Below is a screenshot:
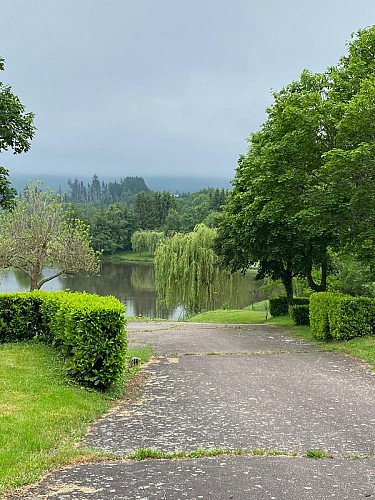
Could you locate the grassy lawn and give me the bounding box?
[188,309,267,324]
[0,342,152,496]
[100,250,154,263]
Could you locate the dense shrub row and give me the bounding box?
[0,291,127,389]
[289,304,310,325]
[310,292,375,341]
[269,297,310,317]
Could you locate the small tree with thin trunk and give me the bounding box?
[0,183,100,290]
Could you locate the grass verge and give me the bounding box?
[0,342,153,496]
[127,447,299,461]
[100,250,154,263]
[269,315,375,369]
[188,309,266,324]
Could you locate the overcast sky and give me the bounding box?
[1,0,374,181]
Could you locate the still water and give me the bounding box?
[0,262,266,319]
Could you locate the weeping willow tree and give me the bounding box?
[154,224,241,313]
[131,230,164,255]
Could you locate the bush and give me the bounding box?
[269,297,288,316]
[310,292,375,342]
[269,296,310,317]
[0,293,44,342]
[0,291,127,390]
[290,304,310,325]
[329,295,375,341]
[292,297,310,306]
[310,292,340,341]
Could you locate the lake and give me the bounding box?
[0,262,268,319]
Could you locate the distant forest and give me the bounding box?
[67,175,150,204]
[64,174,229,255]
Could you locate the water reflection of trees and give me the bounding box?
[11,268,31,289]
[2,262,271,319]
[130,264,155,291]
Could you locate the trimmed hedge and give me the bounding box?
[269,297,288,316]
[309,292,337,341]
[0,291,127,390]
[269,296,310,317]
[329,295,375,341]
[0,292,45,342]
[290,304,310,325]
[310,292,375,341]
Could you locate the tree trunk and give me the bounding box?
[306,244,328,292]
[281,268,294,305]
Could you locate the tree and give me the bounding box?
[155,224,241,313]
[0,57,35,208]
[0,184,100,290]
[217,27,375,300]
[91,203,137,254]
[131,230,164,255]
[134,191,177,230]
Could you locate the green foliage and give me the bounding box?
[310,292,375,341]
[309,292,339,341]
[0,57,35,209]
[188,309,266,324]
[269,297,310,319]
[0,342,109,494]
[67,175,150,204]
[292,298,310,305]
[134,191,177,230]
[0,183,100,290]
[176,188,228,232]
[0,293,44,342]
[290,304,310,326]
[269,297,289,317]
[0,57,36,155]
[328,296,375,341]
[91,203,138,254]
[155,224,242,313]
[329,253,375,297]
[131,230,164,254]
[217,27,375,298]
[306,449,330,459]
[0,291,127,389]
[0,166,17,211]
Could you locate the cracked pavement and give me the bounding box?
[6,321,375,499]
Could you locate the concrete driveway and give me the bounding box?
[6,321,375,499]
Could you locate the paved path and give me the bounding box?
[6,321,375,499]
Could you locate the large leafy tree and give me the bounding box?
[155,224,241,313]
[91,203,138,253]
[0,57,35,208]
[217,26,375,299]
[0,184,100,290]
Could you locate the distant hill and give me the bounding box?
[144,176,231,194]
[9,174,72,194]
[9,173,232,195]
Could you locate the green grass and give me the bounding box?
[328,335,375,369]
[101,250,154,263]
[188,309,267,324]
[0,342,153,496]
[243,299,269,311]
[127,447,298,461]
[305,449,331,459]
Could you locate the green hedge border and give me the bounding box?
[310,292,375,341]
[0,291,127,390]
